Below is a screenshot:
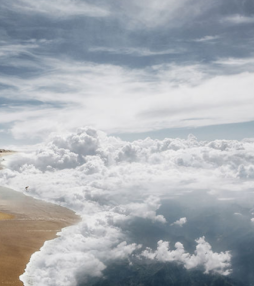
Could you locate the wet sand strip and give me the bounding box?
[0,186,80,286]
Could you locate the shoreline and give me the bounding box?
[0,152,81,286]
[0,186,80,286]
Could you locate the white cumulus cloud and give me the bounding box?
[141,237,231,275]
[171,217,187,227]
[1,127,253,284]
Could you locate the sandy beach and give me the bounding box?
[0,164,80,285]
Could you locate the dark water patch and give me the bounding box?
[79,261,244,286]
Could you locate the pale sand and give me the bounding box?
[0,211,15,220]
[0,186,80,285]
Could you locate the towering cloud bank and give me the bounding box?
[1,127,253,285]
[141,237,231,275]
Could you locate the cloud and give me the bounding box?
[109,0,211,30]
[0,0,253,281]
[141,237,231,275]
[0,41,39,59]
[89,47,184,57]
[0,39,59,70]
[20,221,141,286]
[113,196,167,224]
[1,127,254,284]
[223,14,254,25]
[214,57,254,67]
[1,55,254,140]
[193,36,220,42]
[171,217,187,226]
[2,0,109,18]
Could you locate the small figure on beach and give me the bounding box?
[25,186,29,191]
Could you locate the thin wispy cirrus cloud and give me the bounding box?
[0,41,38,59]
[223,14,254,25]
[89,47,184,57]
[1,55,254,141]
[193,35,220,42]
[0,0,253,144]
[2,0,110,18]
[109,0,212,29]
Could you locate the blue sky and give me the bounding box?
[0,0,254,145]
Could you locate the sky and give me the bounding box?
[0,0,254,146]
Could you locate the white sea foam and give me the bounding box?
[1,127,254,285]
